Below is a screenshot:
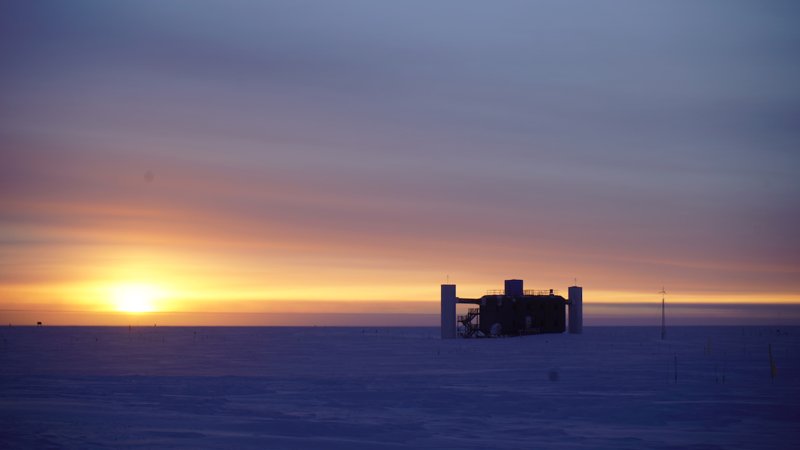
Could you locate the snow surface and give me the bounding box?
[1,326,798,449]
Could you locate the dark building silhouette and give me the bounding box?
[441,279,582,338]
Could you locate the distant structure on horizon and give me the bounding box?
[441,279,583,339]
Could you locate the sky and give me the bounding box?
[1,1,799,325]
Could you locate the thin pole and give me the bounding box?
[674,354,678,383]
[660,287,667,340]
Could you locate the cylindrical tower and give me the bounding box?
[568,286,583,334]
[441,284,457,339]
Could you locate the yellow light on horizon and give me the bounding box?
[110,283,162,313]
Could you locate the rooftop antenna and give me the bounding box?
[446,274,450,284]
[660,287,667,340]
[574,277,577,286]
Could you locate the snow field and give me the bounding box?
[1,326,798,449]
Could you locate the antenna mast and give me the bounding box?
[660,287,667,340]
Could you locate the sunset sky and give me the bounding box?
[2,1,799,325]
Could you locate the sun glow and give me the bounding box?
[110,283,162,313]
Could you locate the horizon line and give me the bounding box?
[4,302,800,314]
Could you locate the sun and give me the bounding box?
[110,283,161,313]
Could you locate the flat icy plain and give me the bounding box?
[1,326,798,449]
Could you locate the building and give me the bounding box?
[441,279,583,338]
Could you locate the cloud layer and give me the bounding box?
[2,1,799,320]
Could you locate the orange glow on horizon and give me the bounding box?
[1,178,798,324]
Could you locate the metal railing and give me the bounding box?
[524,289,560,296]
[484,289,560,296]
